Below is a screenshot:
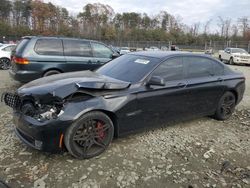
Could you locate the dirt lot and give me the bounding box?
[0,65,250,188]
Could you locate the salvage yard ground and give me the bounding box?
[0,64,250,188]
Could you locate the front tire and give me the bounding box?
[229,57,234,65]
[214,91,236,120]
[64,111,114,159]
[219,55,222,62]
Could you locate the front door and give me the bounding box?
[91,42,113,67]
[135,57,189,129]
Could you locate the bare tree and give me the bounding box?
[238,17,249,37]
[190,22,200,36]
[203,19,212,34]
[217,16,225,37]
[231,24,239,37]
[224,19,231,39]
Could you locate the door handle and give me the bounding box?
[177,82,186,87]
[217,78,223,82]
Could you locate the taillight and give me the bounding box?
[13,56,29,64]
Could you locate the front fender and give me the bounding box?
[59,95,130,122]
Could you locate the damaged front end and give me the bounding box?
[2,92,64,122]
[1,71,130,152]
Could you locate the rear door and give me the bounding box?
[63,39,97,71]
[91,42,113,67]
[183,56,225,115]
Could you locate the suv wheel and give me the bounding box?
[43,70,61,77]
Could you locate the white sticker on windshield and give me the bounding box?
[134,59,150,64]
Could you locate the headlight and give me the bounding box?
[21,99,64,121]
[234,55,240,58]
[37,107,64,121]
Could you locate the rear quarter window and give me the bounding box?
[34,39,63,56]
[14,38,30,54]
[184,56,224,78]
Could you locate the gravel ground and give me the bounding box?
[0,65,250,188]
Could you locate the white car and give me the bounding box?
[0,44,16,69]
[218,48,250,65]
[146,46,160,51]
[119,47,130,55]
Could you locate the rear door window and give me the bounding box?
[91,43,113,58]
[34,39,63,56]
[184,57,214,78]
[63,40,92,57]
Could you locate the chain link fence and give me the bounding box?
[102,40,250,53]
[1,35,250,53]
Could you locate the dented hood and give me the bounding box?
[18,71,130,98]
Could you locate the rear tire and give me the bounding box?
[214,91,236,120]
[0,58,11,70]
[64,111,114,159]
[43,70,61,77]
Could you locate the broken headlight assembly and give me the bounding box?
[21,98,64,122]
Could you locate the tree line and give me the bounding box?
[0,0,250,44]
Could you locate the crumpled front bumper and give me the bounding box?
[13,111,72,153]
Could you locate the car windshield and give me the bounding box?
[96,54,160,83]
[232,48,248,53]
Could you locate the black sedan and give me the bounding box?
[2,51,245,159]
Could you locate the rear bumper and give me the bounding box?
[13,111,72,153]
[9,69,42,83]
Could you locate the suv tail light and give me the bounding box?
[13,56,29,65]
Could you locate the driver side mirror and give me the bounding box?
[111,53,120,59]
[147,76,165,86]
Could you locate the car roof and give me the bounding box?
[22,36,100,43]
[129,51,199,59]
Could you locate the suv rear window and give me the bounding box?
[34,39,63,56]
[14,38,30,54]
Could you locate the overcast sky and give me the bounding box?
[44,0,250,30]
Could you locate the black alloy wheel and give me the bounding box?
[214,91,236,120]
[0,58,11,70]
[64,111,114,159]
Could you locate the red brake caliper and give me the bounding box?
[96,121,105,140]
